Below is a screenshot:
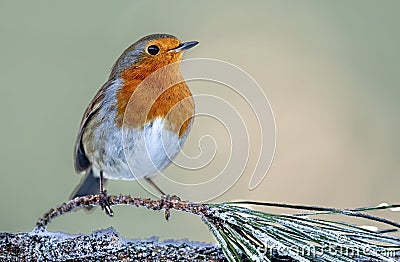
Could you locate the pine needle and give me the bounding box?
[204,202,400,261]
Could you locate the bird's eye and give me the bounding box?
[147,45,160,55]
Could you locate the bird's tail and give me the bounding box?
[70,169,101,200]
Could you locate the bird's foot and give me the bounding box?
[160,194,181,221]
[99,190,113,217]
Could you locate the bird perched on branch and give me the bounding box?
[71,34,198,216]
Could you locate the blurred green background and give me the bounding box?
[0,1,399,243]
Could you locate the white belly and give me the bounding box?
[91,117,189,180]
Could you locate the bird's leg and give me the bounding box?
[99,171,113,217]
[145,177,166,196]
[144,177,181,200]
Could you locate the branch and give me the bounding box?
[34,195,210,230]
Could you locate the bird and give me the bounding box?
[70,34,198,216]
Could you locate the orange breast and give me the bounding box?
[116,63,194,137]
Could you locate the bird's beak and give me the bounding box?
[170,41,199,52]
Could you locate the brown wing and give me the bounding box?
[74,82,108,173]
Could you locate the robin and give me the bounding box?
[71,34,198,216]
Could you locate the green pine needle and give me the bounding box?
[202,202,400,262]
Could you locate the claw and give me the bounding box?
[99,190,113,217]
[161,194,181,221]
